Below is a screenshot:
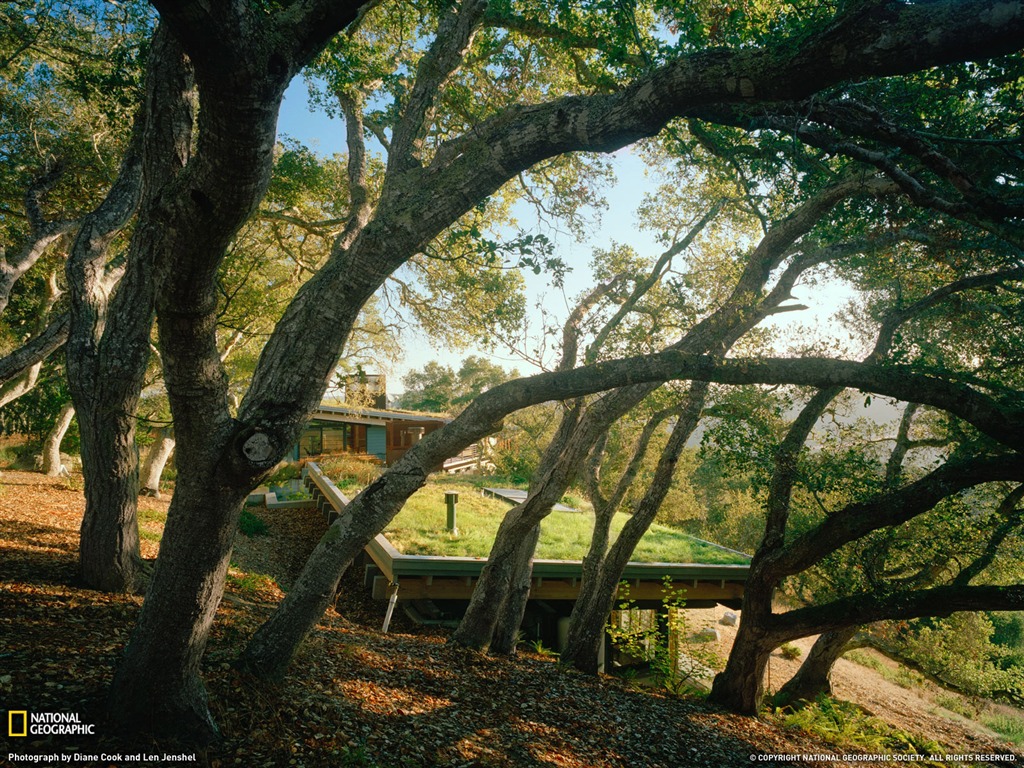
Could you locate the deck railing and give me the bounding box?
[303,461,351,523]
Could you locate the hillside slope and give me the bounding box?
[1,471,1019,767]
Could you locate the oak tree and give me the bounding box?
[24,0,1023,742]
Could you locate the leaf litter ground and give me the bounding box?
[0,470,1018,767]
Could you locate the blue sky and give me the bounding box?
[276,80,857,396]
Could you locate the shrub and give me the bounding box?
[981,711,1024,744]
[225,569,277,596]
[899,613,1021,700]
[779,643,802,661]
[267,461,301,485]
[238,509,269,537]
[779,696,943,757]
[607,576,720,696]
[317,453,382,489]
[560,492,583,509]
[490,436,538,485]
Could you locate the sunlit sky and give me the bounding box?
[276,80,860,397]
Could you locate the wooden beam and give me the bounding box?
[370,574,745,602]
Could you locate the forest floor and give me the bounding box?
[1,469,1021,768]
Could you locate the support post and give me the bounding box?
[382,582,400,633]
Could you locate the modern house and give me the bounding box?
[295,402,450,465]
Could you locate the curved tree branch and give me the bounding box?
[771,453,1024,578]
[387,0,488,172]
[953,484,1024,586]
[769,583,1024,641]
[0,164,77,314]
[0,312,69,388]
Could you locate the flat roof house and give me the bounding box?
[295,403,450,465]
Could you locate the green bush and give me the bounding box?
[238,509,269,537]
[0,442,38,470]
[779,696,942,757]
[267,461,301,485]
[607,577,720,696]
[900,613,1022,701]
[560,493,583,509]
[982,711,1024,744]
[225,569,277,596]
[990,612,1024,653]
[490,436,538,485]
[780,643,802,661]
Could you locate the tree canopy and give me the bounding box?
[1,0,1023,747]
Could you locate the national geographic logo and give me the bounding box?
[8,710,27,737]
[6,711,95,736]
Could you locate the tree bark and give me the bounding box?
[41,402,75,476]
[460,276,634,655]
[98,0,1024,740]
[75,414,144,591]
[0,164,76,314]
[140,427,175,498]
[489,522,541,655]
[709,623,781,714]
[562,384,707,672]
[0,362,43,409]
[450,392,632,649]
[774,627,861,706]
[0,276,68,408]
[108,481,249,741]
[560,587,611,675]
[0,313,69,391]
[68,27,192,594]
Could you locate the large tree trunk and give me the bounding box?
[451,417,581,652]
[68,27,192,594]
[451,386,653,650]
[563,384,707,673]
[561,571,619,674]
[140,427,175,498]
[108,476,249,742]
[74,397,145,591]
[41,402,75,476]
[774,626,861,706]
[449,501,544,649]
[708,621,781,714]
[489,522,540,655]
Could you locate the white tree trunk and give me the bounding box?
[140,428,175,498]
[41,402,76,476]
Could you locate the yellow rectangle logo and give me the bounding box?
[8,710,28,737]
